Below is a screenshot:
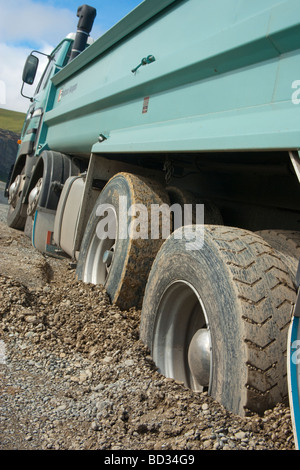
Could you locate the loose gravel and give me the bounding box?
[0,202,296,451]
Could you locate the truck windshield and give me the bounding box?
[34,41,72,96]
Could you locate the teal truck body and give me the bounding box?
[5,0,300,437]
[45,0,300,155]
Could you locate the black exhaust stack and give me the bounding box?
[69,4,97,62]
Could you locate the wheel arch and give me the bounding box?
[7,153,29,189]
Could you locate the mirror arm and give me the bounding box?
[31,50,50,59]
[20,82,34,101]
[21,50,51,100]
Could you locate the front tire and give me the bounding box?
[140,225,296,416]
[7,169,27,229]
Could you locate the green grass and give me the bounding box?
[0,108,26,134]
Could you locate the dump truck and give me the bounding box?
[4,0,300,432]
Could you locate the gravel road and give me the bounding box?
[0,200,296,452]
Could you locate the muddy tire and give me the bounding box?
[76,172,170,310]
[256,230,300,282]
[7,170,27,230]
[140,225,296,416]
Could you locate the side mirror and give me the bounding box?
[22,54,39,85]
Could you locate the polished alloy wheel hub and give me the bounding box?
[27,178,43,216]
[188,328,211,387]
[8,175,22,206]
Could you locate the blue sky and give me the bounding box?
[0,0,142,112]
[49,0,143,33]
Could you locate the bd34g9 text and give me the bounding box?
[103,453,195,467]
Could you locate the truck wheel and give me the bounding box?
[76,172,170,310]
[256,230,300,282]
[7,169,27,229]
[140,225,296,416]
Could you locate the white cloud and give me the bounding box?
[0,0,75,46]
[0,0,78,112]
[0,43,31,112]
[0,0,104,112]
[0,42,53,112]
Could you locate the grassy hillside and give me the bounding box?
[0,107,25,183]
[0,108,26,134]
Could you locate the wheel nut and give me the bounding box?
[103,250,113,267]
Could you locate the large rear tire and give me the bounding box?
[76,172,170,310]
[256,230,300,282]
[140,225,296,416]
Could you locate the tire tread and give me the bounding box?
[208,226,295,412]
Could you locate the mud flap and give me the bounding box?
[288,261,300,450]
[32,207,58,256]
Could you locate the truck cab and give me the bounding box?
[5,37,74,229]
[21,38,74,156]
[6,5,96,230]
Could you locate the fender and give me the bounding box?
[26,150,83,255]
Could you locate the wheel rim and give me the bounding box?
[8,174,25,208]
[83,207,117,285]
[153,280,212,392]
[27,178,43,216]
